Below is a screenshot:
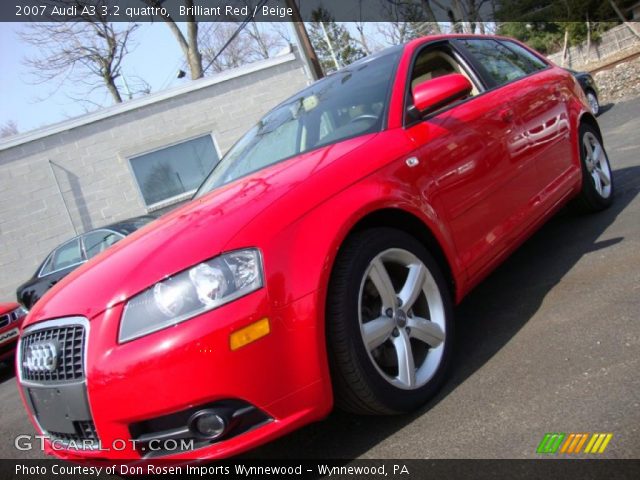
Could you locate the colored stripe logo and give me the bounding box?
[537,433,613,454]
[537,433,565,454]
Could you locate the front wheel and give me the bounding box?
[574,123,614,212]
[326,228,454,415]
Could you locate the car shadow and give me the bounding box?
[598,103,615,116]
[241,164,640,460]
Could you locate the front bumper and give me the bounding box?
[17,289,332,461]
[0,326,21,362]
[0,338,19,362]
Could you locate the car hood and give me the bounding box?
[25,134,378,326]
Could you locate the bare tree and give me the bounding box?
[145,0,290,79]
[372,0,440,48]
[377,20,437,46]
[376,22,415,46]
[20,14,141,104]
[144,0,203,79]
[198,22,290,75]
[428,0,490,33]
[244,22,289,59]
[270,22,293,45]
[0,121,19,139]
[352,0,376,54]
[462,0,491,33]
[353,22,375,55]
[419,1,442,33]
[199,23,252,73]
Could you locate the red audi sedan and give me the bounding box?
[17,35,613,461]
[0,302,27,364]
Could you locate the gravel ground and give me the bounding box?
[595,57,640,103]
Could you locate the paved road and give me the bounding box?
[1,99,639,460]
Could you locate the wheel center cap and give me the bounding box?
[395,310,407,328]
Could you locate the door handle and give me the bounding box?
[499,108,514,123]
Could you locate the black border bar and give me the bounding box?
[2,0,640,23]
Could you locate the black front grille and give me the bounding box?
[21,325,85,383]
[0,314,9,328]
[48,421,98,446]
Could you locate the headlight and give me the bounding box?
[119,249,263,343]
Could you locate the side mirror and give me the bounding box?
[413,73,473,115]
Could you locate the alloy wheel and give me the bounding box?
[358,248,446,390]
[587,92,599,115]
[583,131,612,199]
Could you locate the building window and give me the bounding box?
[130,135,220,208]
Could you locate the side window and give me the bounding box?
[318,112,335,142]
[83,230,124,260]
[50,239,84,272]
[412,50,456,88]
[500,40,548,72]
[39,255,54,276]
[317,102,384,145]
[459,39,541,86]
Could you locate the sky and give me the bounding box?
[0,21,418,136]
[0,22,189,133]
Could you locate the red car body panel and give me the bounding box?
[17,35,597,461]
[0,302,26,363]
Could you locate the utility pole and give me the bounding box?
[285,0,324,79]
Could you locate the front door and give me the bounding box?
[403,42,540,280]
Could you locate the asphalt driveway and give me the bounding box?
[1,98,639,460]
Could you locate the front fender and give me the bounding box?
[225,160,461,327]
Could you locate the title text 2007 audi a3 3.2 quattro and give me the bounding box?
[17,35,613,461]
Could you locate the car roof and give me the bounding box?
[100,215,157,235]
[32,215,157,278]
[288,33,530,100]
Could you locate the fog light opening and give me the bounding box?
[188,409,228,440]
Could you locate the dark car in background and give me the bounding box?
[0,302,27,365]
[16,216,156,309]
[567,68,600,115]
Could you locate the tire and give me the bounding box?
[326,228,454,415]
[574,123,614,212]
[586,90,600,116]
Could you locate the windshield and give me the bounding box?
[195,46,402,197]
